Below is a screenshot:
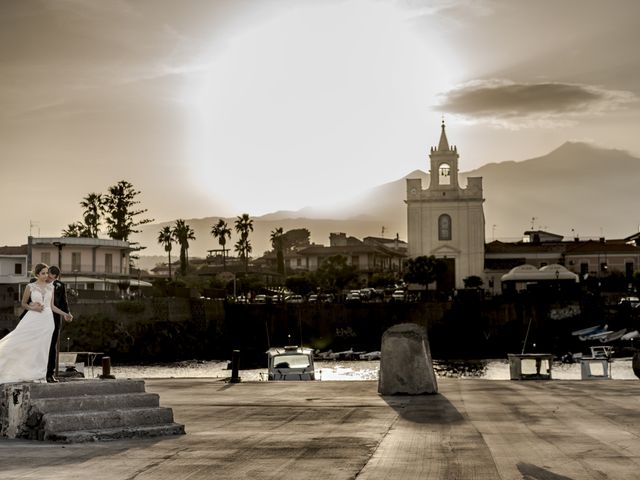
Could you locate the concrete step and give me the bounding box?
[2,380,185,442]
[32,392,160,414]
[27,379,146,399]
[45,422,186,443]
[42,407,175,434]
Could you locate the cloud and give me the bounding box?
[436,79,637,128]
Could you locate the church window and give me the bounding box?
[438,214,452,241]
[439,164,451,185]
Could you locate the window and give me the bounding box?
[580,263,589,276]
[14,263,22,275]
[105,253,113,274]
[600,262,608,273]
[41,252,51,264]
[296,258,301,267]
[351,256,360,268]
[438,214,452,241]
[626,262,634,279]
[71,252,81,272]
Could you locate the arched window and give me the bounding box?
[438,163,451,185]
[438,214,452,241]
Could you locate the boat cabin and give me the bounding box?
[267,346,315,381]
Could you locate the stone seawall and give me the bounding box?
[2,296,593,364]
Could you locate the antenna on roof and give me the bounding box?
[381,226,386,238]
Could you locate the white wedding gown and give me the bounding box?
[0,283,55,384]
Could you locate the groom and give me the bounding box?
[46,266,72,383]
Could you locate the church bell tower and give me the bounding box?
[406,122,485,289]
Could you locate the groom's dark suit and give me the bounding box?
[48,279,69,379]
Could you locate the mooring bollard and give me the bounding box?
[230,350,241,383]
[100,356,116,379]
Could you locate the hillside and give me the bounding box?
[134,142,640,262]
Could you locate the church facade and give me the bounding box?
[406,122,485,289]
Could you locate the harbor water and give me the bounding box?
[111,358,639,381]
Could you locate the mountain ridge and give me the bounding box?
[134,141,640,266]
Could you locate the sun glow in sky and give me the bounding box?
[189,1,457,214]
[1,0,639,246]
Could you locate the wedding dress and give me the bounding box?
[0,283,55,384]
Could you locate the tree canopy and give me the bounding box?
[103,180,154,242]
[403,256,446,286]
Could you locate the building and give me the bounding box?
[484,230,640,295]
[0,237,151,301]
[0,245,28,307]
[256,233,406,276]
[406,122,485,289]
[296,233,405,274]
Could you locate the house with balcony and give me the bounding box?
[0,236,150,300]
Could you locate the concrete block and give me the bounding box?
[378,323,438,395]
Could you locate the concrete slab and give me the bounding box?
[0,378,639,479]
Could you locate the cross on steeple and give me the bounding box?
[438,119,449,151]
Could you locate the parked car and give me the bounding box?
[345,290,361,303]
[286,294,304,303]
[391,289,406,302]
[308,294,319,303]
[254,294,268,304]
[319,293,335,303]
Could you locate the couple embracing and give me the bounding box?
[0,264,73,384]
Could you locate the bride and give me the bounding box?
[0,263,73,384]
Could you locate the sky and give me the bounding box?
[1,0,639,246]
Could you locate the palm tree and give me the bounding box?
[234,237,253,273]
[80,192,103,238]
[157,225,174,279]
[211,219,232,270]
[173,219,196,276]
[270,227,285,275]
[234,213,254,272]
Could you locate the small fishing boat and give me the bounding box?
[267,346,315,381]
[571,325,602,337]
[599,329,627,343]
[359,351,381,360]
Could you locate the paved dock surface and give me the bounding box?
[1,378,639,479]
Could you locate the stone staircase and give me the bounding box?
[0,379,185,442]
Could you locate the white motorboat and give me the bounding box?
[267,346,315,381]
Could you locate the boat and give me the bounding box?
[359,351,381,360]
[599,329,627,343]
[621,330,640,341]
[571,325,602,337]
[267,346,315,381]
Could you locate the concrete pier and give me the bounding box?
[1,378,639,479]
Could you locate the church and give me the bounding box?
[406,122,486,289]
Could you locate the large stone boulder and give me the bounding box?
[378,323,438,395]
